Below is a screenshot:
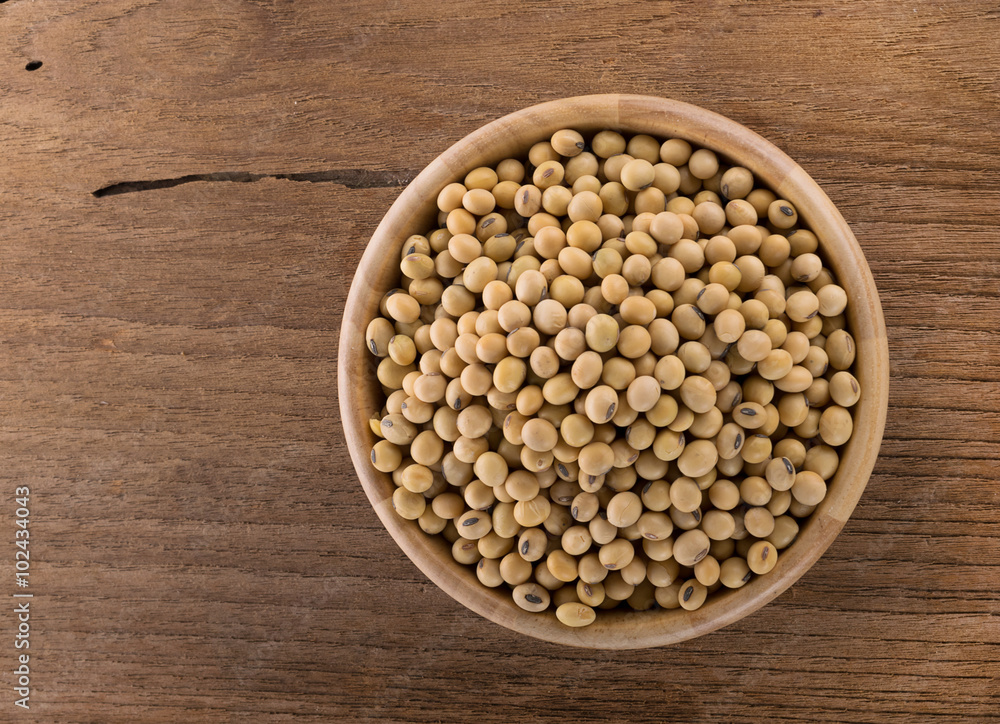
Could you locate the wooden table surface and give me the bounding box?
[1,1,998,721]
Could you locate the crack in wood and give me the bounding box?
[92,169,413,197]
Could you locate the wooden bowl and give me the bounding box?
[338,94,889,649]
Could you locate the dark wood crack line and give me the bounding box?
[92,169,414,197]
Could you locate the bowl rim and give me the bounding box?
[338,94,889,649]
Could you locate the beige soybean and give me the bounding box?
[551,128,585,156]
[767,489,793,517]
[633,511,672,541]
[774,366,814,393]
[667,476,700,514]
[392,487,425,520]
[546,550,580,583]
[736,329,772,362]
[677,438,719,477]
[743,188,775,218]
[768,516,800,550]
[740,434,772,464]
[732,401,767,429]
[598,538,635,572]
[560,524,593,556]
[513,495,552,528]
[678,375,716,414]
[719,557,752,589]
[677,579,708,611]
[819,405,854,446]
[689,407,723,439]
[720,166,754,199]
[826,329,857,369]
[786,290,820,323]
[570,491,600,523]
[694,554,721,587]
[626,134,661,163]
[370,440,402,473]
[380,414,418,445]
[577,553,609,586]
[366,318,396,357]
[577,441,615,477]
[584,385,619,424]
[457,509,493,540]
[768,199,798,229]
[626,375,661,412]
[712,308,745,344]
[535,561,567,591]
[606,491,643,528]
[792,470,828,506]
[766,457,797,491]
[585,314,620,353]
[746,540,778,574]
[688,148,719,179]
[673,529,710,567]
[744,507,776,538]
[410,430,443,465]
[818,284,848,316]
[555,602,597,627]
[805,445,840,481]
[829,371,861,407]
[620,158,656,191]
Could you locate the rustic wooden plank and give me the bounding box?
[4,180,997,723]
[1,0,998,194]
[0,0,998,720]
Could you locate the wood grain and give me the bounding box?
[0,0,997,721]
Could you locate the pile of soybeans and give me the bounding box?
[365,128,859,627]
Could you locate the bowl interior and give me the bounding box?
[338,94,889,649]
